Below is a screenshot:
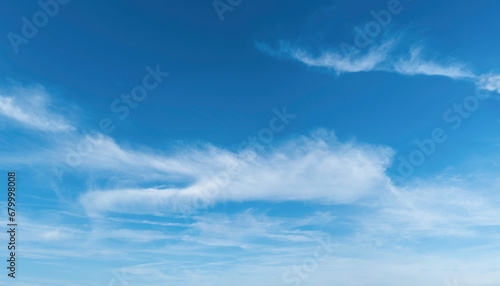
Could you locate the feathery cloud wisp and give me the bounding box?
[79,130,394,215]
[0,84,75,132]
[394,47,474,79]
[258,40,477,80]
[256,40,394,74]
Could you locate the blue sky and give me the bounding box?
[1,0,500,285]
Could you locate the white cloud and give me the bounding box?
[258,40,478,81]
[181,210,333,248]
[79,130,394,215]
[257,40,394,74]
[394,47,474,79]
[477,73,500,93]
[0,84,75,132]
[359,182,500,242]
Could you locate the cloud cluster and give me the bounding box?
[477,73,500,93]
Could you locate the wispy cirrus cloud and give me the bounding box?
[0,84,75,132]
[256,40,394,74]
[79,130,394,215]
[258,39,477,80]
[393,46,475,79]
[256,38,500,98]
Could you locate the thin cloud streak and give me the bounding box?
[0,84,75,132]
[394,47,474,79]
[257,39,500,90]
[256,40,394,74]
